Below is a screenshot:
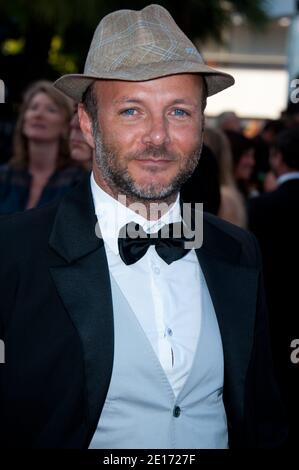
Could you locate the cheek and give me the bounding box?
[23,112,32,127]
[243,157,253,169]
[102,127,140,155]
[171,127,202,154]
[52,115,66,127]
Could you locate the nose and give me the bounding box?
[142,114,170,147]
[30,106,47,119]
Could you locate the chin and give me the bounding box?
[132,170,176,186]
[26,133,54,141]
[130,180,176,199]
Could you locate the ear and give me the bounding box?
[78,104,95,149]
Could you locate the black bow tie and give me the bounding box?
[118,221,192,265]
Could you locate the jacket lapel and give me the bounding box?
[48,176,114,445]
[196,216,259,423]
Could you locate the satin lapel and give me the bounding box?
[48,176,114,445]
[195,218,259,421]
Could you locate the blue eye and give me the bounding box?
[122,108,137,116]
[173,109,188,116]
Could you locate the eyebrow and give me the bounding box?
[112,97,143,105]
[112,97,197,106]
[171,98,196,106]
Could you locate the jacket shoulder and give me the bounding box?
[0,201,59,255]
[202,212,261,269]
[0,203,60,335]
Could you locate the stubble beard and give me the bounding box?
[93,121,202,204]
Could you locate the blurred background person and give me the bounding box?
[248,128,299,447]
[225,130,256,200]
[0,80,84,214]
[263,170,279,193]
[252,119,286,193]
[204,127,247,228]
[216,111,242,133]
[69,104,93,171]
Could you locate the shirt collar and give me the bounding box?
[90,172,182,255]
[277,172,299,186]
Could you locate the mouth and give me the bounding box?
[71,140,86,147]
[30,123,48,130]
[134,159,175,170]
[135,156,175,163]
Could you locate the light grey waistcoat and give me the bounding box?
[89,271,228,449]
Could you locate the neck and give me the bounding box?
[93,168,177,221]
[28,140,59,175]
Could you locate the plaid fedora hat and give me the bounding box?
[54,4,234,101]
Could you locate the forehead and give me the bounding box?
[94,74,204,104]
[28,91,56,106]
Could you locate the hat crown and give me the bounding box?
[53,4,234,101]
[84,4,203,76]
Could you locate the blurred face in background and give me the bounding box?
[23,92,68,142]
[219,112,242,133]
[234,148,255,181]
[69,110,93,169]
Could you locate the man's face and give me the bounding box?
[80,74,204,202]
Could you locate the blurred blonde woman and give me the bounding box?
[0,80,84,214]
[204,127,247,228]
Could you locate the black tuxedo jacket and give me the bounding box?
[248,179,299,360]
[249,179,299,336]
[0,176,287,448]
[249,179,299,446]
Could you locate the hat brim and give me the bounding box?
[54,62,234,102]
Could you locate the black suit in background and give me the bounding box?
[249,179,299,447]
[0,176,287,448]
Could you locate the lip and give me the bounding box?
[29,123,48,129]
[135,158,174,166]
[70,139,86,146]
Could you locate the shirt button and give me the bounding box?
[154,266,160,275]
[173,406,181,418]
[167,328,173,336]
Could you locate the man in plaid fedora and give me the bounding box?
[0,5,287,449]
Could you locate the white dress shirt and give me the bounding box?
[90,173,202,396]
[277,171,299,186]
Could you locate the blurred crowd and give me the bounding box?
[0,80,92,214]
[0,79,298,446]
